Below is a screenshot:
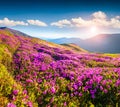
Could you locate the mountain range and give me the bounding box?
[1,27,120,53]
[0,27,86,53]
[47,34,120,53]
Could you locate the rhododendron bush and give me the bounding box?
[0,29,120,107]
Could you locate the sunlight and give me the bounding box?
[90,26,97,34]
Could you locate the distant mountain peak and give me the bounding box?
[0,27,8,29]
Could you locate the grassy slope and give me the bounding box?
[0,28,120,107]
[61,43,88,53]
[0,28,87,107]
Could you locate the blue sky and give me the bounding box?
[0,0,120,39]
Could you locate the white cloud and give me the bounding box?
[92,11,107,19]
[110,18,120,28]
[1,12,120,29]
[0,18,28,26]
[51,11,120,29]
[51,19,71,28]
[0,18,48,27]
[27,20,47,27]
[71,17,92,27]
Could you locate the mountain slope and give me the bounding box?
[0,27,31,37]
[61,43,88,52]
[83,34,120,53]
[0,27,120,107]
[0,27,87,53]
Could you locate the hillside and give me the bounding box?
[61,43,88,52]
[0,28,120,107]
[47,34,120,53]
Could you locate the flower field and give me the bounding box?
[0,28,120,107]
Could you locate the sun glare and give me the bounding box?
[90,26,97,33]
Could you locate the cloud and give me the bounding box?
[0,18,48,27]
[51,19,71,28]
[0,18,28,26]
[92,11,107,19]
[51,11,120,29]
[27,20,47,27]
[71,17,92,27]
[110,18,120,28]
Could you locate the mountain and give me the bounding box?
[0,27,87,53]
[47,37,83,45]
[0,27,87,107]
[83,34,120,53]
[47,34,120,53]
[0,27,120,107]
[0,27,31,37]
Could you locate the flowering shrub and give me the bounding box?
[0,29,120,106]
[7,103,16,107]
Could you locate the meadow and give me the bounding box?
[0,29,120,107]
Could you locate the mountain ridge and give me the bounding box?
[0,27,87,53]
[0,27,31,37]
[47,33,120,53]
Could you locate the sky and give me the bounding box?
[0,0,120,39]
